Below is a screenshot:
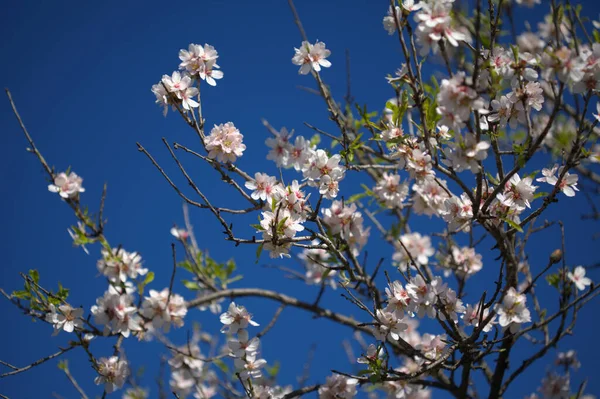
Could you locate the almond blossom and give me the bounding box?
[292,41,331,75]
[462,303,495,332]
[567,266,592,291]
[97,247,147,283]
[45,304,83,335]
[94,356,129,393]
[91,285,142,337]
[536,164,579,197]
[219,302,259,333]
[48,172,85,199]
[496,287,531,332]
[497,173,537,211]
[140,288,187,332]
[393,232,434,270]
[161,71,199,110]
[245,173,282,202]
[205,122,246,163]
[374,173,409,208]
[318,375,358,399]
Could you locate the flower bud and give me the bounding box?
[549,249,563,265]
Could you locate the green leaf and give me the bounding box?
[29,269,40,284]
[266,361,280,377]
[182,280,200,291]
[143,272,155,285]
[255,243,264,264]
[309,134,321,148]
[501,217,523,233]
[546,273,560,289]
[213,358,229,373]
[12,290,31,300]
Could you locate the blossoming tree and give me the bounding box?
[3,0,600,398]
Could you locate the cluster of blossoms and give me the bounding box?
[265,127,346,200]
[441,246,483,277]
[373,172,409,208]
[413,0,469,55]
[97,247,147,283]
[169,332,218,398]
[412,177,451,216]
[536,164,580,197]
[437,72,485,131]
[94,356,129,394]
[220,302,266,379]
[525,350,596,399]
[48,171,85,199]
[318,374,358,399]
[250,175,311,258]
[91,285,142,337]
[151,43,221,115]
[393,232,434,271]
[179,43,223,86]
[92,246,187,339]
[152,43,245,165]
[205,122,246,163]
[140,288,188,333]
[322,200,371,255]
[298,242,338,289]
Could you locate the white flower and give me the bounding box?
[199,59,224,86]
[170,227,189,240]
[45,304,83,335]
[161,71,199,110]
[556,350,580,370]
[140,288,187,332]
[567,266,591,291]
[97,248,147,283]
[462,303,494,332]
[318,375,358,399]
[393,232,434,270]
[123,387,149,399]
[234,352,267,379]
[91,286,142,337]
[94,356,129,393]
[357,344,380,364]
[497,173,537,211]
[48,172,85,199]
[265,127,294,167]
[179,43,219,74]
[375,309,408,341]
[385,280,414,317]
[412,177,451,217]
[299,243,337,289]
[446,246,483,277]
[495,287,531,332]
[538,373,570,399]
[374,173,409,208]
[245,173,281,202]
[228,329,260,358]
[536,164,579,197]
[292,41,331,75]
[206,122,246,163]
[441,193,473,232]
[406,275,440,319]
[444,133,490,173]
[439,288,466,323]
[151,82,171,116]
[219,302,259,333]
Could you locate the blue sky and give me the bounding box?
[1,0,599,398]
